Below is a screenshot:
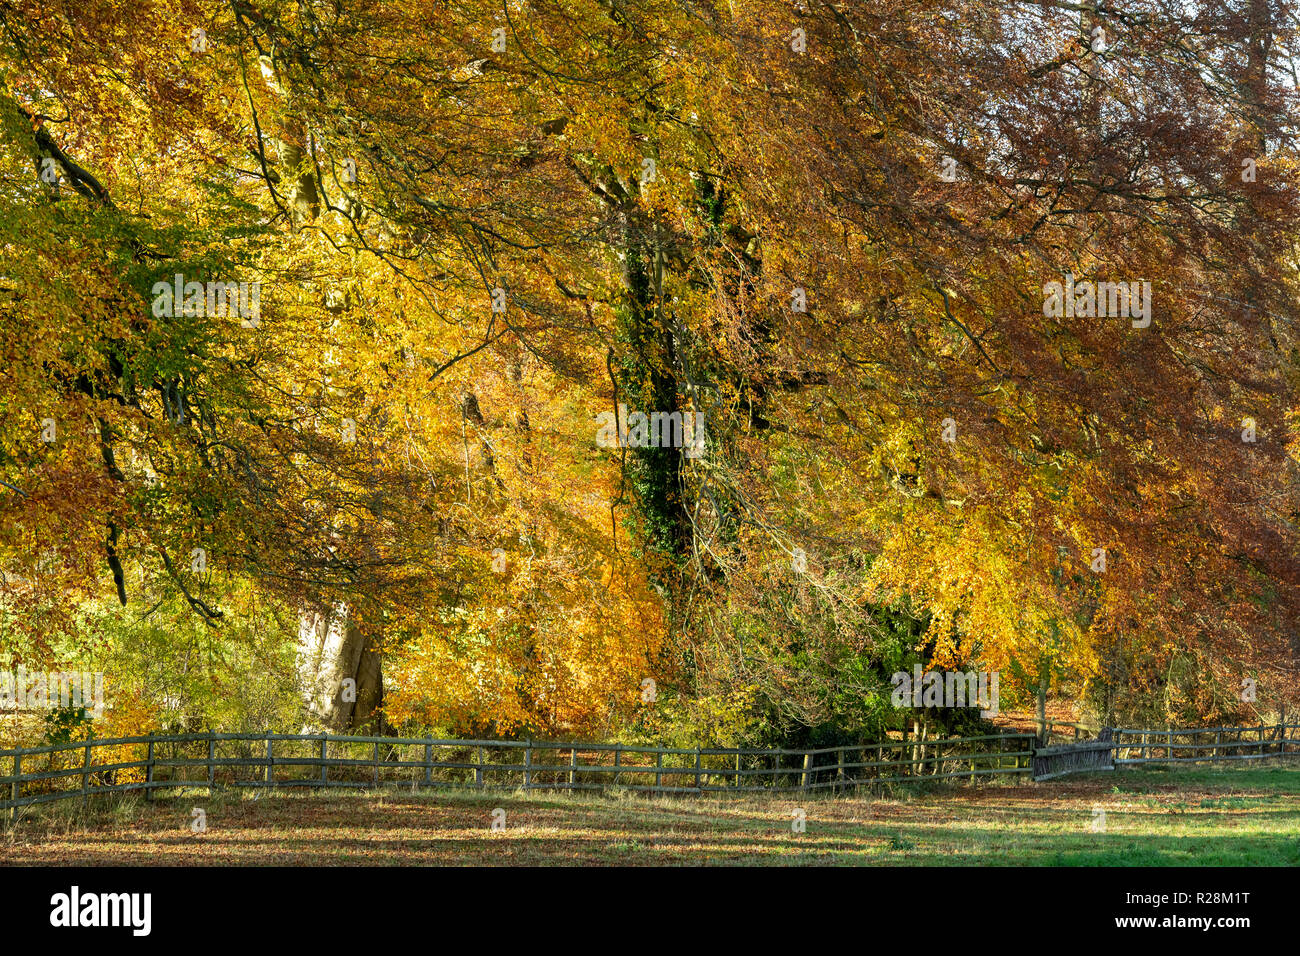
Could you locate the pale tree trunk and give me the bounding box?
[254,55,321,231]
[1036,667,1049,745]
[297,604,383,732]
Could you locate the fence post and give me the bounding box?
[654,750,663,791]
[208,735,217,792]
[837,749,845,792]
[423,742,432,788]
[735,751,742,789]
[475,746,484,787]
[82,738,93,808]
[693,748,701,791]
[145,733,155,801]
[524,740,532,790]
[1258,724,1265,758]
[264,735,273,788]
[801,752,812,791]
[1168,728,1174,760]
[10,754,21,823]
[1215,730,1222,761]
[613,745,621,786]
[319,736,328,787]
[569,748,577,790]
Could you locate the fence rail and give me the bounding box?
[0,730,1035,819]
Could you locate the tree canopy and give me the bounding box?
[2,0,1298,745]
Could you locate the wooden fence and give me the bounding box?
[4,723,1296,821]
[1032,729,1115,781]
[1113,723,1299,765]
[1030,723,1299,779]
[0,730,1036,819]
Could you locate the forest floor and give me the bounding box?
[3,762,1298,866]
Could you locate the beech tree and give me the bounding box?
[1,0,1296,744]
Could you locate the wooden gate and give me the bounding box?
[1032,728,1115,781]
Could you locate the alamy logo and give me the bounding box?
[50,886,151,936]
[595,405,705,458]
[891,666,999,717]
[1042,273,1151,328]
[151,274,261,326]
[0,667,103,718]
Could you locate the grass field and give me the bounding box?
[3,762,1298,866]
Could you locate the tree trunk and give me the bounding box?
[1036,668,1049,744]
[297,605,383,732]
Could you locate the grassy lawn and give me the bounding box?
[3,762,1298,866]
